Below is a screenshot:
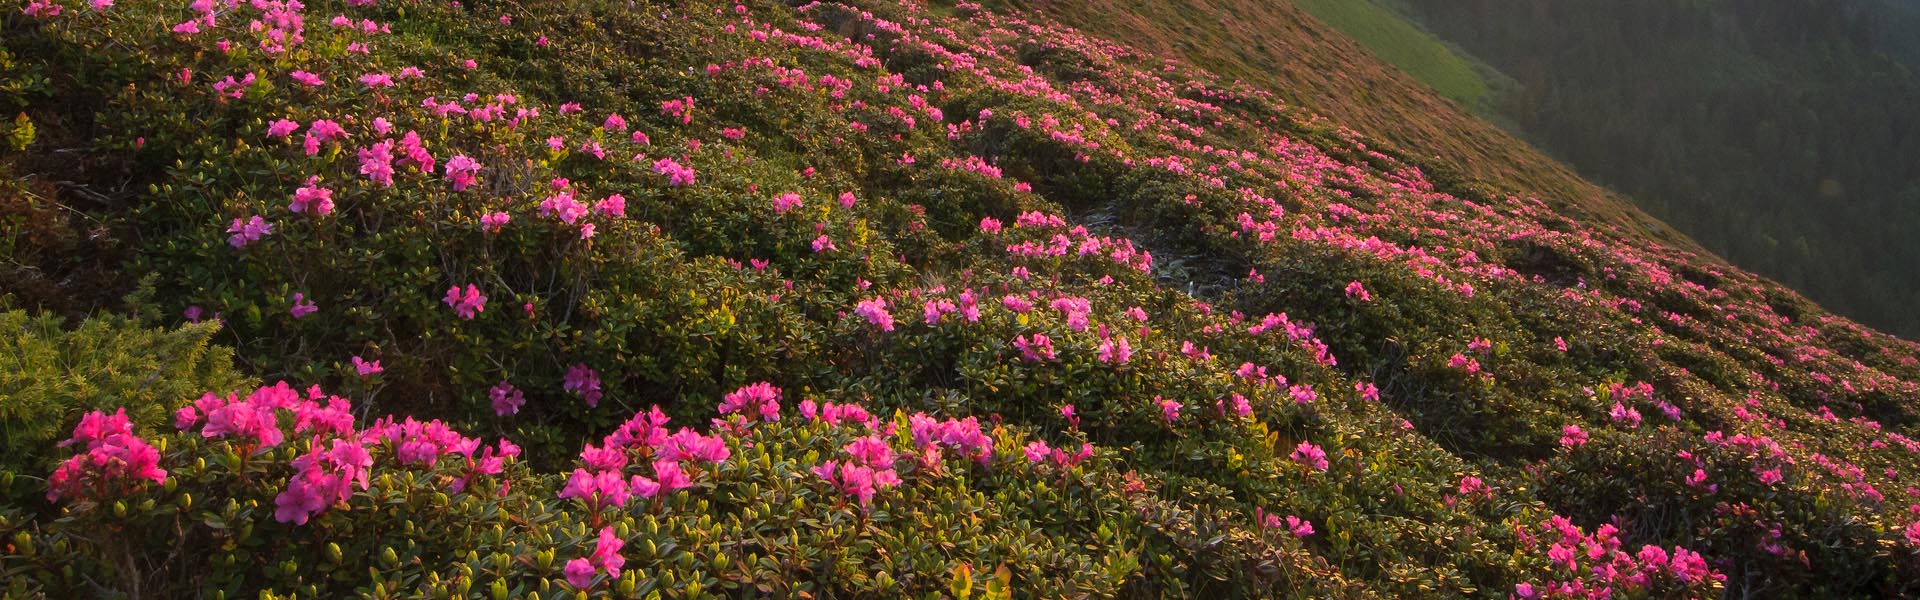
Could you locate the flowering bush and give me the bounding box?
[2,0,1918,596]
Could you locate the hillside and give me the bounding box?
[3,0,1920,598]
[995,0,1696,254]
[1374,0,1920,339]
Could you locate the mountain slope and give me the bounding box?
[995,0,1697,254]
[1376,0,1920,339]
[2,0,1919,598]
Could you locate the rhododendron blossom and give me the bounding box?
[1291,441,1329,471]
[443,284,486,320]
[290,177,334,215]
[718,382,781,422]
[46,409,167,502]
[564,364,603,407]
[854,298,895,331]
[444,154,481,191]
[227,215,273,248]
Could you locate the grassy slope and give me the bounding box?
[999,0,1698,253]
[1288,0,1487,108]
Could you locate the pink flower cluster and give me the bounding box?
[564,363,602,407]
[1515,516,1724,597]
[1012,333,1057,362]
[227,215,273,248]
[443,284,486,320]
[46,409,167,502]
[444,154,481,191]
[1021,439,1093,470]
[813,434,903,507]
[854,297,895,331]
[718,382,782,422]
[290,177,334,216]
[565,527,625,589]
[560,407,727,514]
[1291,441,1329,472]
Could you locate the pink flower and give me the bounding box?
[590,526,625,578]
[564,364,602,407]
[1610,402,1642,428]
[1355,382,1380,402]
[651,459,693,491]
[771,192,803,214]
[1012,333,1057,362]
[1289,385,1318,405]
[357,140,396,187]
[653,157,697,186]
[267,119,300,138]
[812,235,836,252]
[718,382,782,422]
[289,293,319,319]
[1447,353,1481,374]
[444,155,482,191]
[490,381,525,416]
[290,177,334,215]
[1156,396,1182,423]
[658,429,730,464]
[1023,440,1051,464]
[1344,281,1371,301]
[227,215,273,248]
[480,211,510,233]
[844,435,896,470]
[1290,441,1329,472]
[1225,393,1253,418]
[358,73,395,88]
[660,96,695,125]
[1560,424,1589,447]
[1096,336,1132,364]
[593,194,625,217]
[290,71,325,87]
[1286,516,1314,538]
[837,192,857,208]
[46,409,167,502]
[564,558,595,589]
[602,113,628,133]
[979,216,1003,234]
[812,460,888,507]
[351,356,382,377]
[212,73,256,99]
[23,1,62,18]
[442,284,486,320]
[304,120,348,156]
[854,298,894,331]
[1685,468,1715,492]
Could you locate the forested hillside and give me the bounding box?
[1378,0,1920,338]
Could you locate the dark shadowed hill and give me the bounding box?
[1365,0,1920,340]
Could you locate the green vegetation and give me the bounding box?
[1289,0,1490,110]
[2,0,1919,597]
[0,306,248,476]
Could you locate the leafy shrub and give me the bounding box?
[0,309,247,476]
